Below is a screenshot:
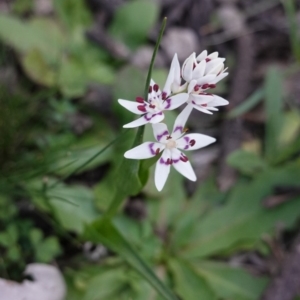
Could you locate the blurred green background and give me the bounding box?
[0,0,300,299]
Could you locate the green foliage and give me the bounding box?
[264,67,284,161]
[109,0,159,49]
[227,89,263,119]
[84,219,178,300]
[227,150,267,176]
[29,228,61,262]
[282,0,300,61]
[0,14,114,97]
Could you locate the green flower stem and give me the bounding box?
[104,17,167,219]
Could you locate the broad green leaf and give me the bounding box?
[264,67,284,161]
[84,219,178,300]
[114,215,162,261]
[227,89,264,119]
[27,180,99,233]
[83,268,128,300]
[21,49,56,86]
[0,15,64,61]
[53,0,92,30]
[30,229,61,263]
[168,259,216,300]
[170,176,224,251]
[278,110,300,147]
[109,0,159,49]
[181,163,300,258]
[196,261,267,300]
[227,149,267,176]
[58,59,87,97]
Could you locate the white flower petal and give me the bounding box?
[118,99,145,115]
[155,149,171,191]
[123,116,149,128]
[207,62,225,76]
[171,148,196,181]
[152,123,170,143]
[163,53,180,95]
[176,133,216,151]
[124,142,164,159]
[163,93,189,110]
[205,58,225,74]
[190,93,214,105]
[191,104,213,115]
[207,95,229,107]
[172,104,193,139]
[182,53,195,82]
[192,60,206,79]
[196,74,216,86]
[196,50,207,61]
[188,80,197,94]
[149,112,165,124]
[207,52,219,60]
[148,79,161,102]
[211,72,228,84]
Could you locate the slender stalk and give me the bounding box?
[104,17,167,219]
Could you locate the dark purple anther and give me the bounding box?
[209,84,216,89]
[161,92,167,100]
[137,105,146,112]
[136,97,144,103]
[180,155,189,162]
[201,104,207,107]
[149,86,152,93]
[155,148,160,155]
[153,84,159,92]
[194,85,200,92]
[202,84,209,89]
[189,139,196,146]
[205,58,211,62]
[149,104,156,109]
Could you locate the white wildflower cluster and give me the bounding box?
[118,51,229,191]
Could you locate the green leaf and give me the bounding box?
[21,49,57,87]
[109,0,159,49]
[30,228,61,262]
[114,215,162,261]
[168,259,216,300]
[227,89,264,119]
[181,163,300,258]
[83,268,128,300]
[282,0,300,61]
[227,149,267,176]
[196,261,268,300]
[84,219,178,300]
[264,67,284,161]
[278,110,300,147]
[28,180,99,233]
[0,15,64,61]
[53,0,92,30]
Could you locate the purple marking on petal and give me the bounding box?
[157,130,169,141]
[184,136,190,142]
[184,145,189,150]
[149,143,156,155]
[174,126,183,133]
[164,99,171,109]
[172,158,180,164]
[144,112,163,121]
[159,157,168,165]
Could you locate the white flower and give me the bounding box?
[180,50,229,115]
[182,50,228,85]
[124,108,216,191]
[118,56,189,128]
